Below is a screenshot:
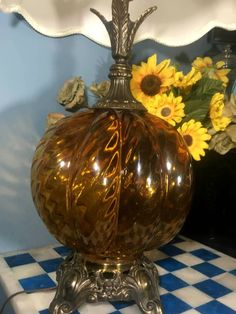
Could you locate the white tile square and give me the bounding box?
[28,290,55,311]
[173,267,208,285]
[121,304,141,314]
[80,302,116,314]
[13,293,39,314]
[174,253,203,266]
[0,270,23,295]
[0,257,12,270]
[174,241,203,252]
[173,286,213,307]
[2,250,28,258]
[218,292,236,310]
[214,273,236,291]
[182,310,201,314]
[145,250,167,261]
[210,257,236,271]
[12,263,45,280]
[30,248,61,262]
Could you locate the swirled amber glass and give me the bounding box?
[31,109,193,263]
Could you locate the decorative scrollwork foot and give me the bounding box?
[127,256,163,314]
[49,254,92,314]
[49,253,163,314]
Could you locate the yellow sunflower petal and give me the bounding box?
[203,57,213,66]
[216,61,225,68]
[147,54,157,68]
[174,67,201,89]
[178,120,211,161]
[156,59,171,73]
[192,57,205,69]
[217,68,231,76]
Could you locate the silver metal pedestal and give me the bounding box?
[49,253,163,314]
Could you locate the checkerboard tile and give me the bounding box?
[196,300,236,314]
[0,235,236,314]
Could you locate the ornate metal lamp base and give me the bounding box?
[49,253,163,314]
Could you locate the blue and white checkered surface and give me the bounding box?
[0,236,236,314]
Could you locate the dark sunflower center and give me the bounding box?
[141,74,161,96]
[183,134,193,147]
[161,107,171,117]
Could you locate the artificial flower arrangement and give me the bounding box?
[51,54,236,161]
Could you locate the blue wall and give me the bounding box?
[0,13,211,253]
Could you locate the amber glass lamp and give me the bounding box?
[31,1,193,313]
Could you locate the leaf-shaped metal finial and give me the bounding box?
[91,0,157,61]
[90,0,157,111]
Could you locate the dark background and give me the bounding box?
[181,28,236,258]
[182,148,236,257]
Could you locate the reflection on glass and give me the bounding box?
[177,175,182,186]
[137,160,142,175]
[59,160,66,168]
[166,160,172,171]
[93,161,100,172]
[103,177,108,186]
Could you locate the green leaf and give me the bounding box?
[182,99,210,122]
[184,77,224,101]
[182,77,224,123]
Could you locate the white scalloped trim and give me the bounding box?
[1,0,236,47]
[0,3,20,13]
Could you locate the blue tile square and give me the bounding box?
[110,301,135,310]
[39,258,64,273]
[192,262,225,278]
[194,279,232,298]
[109,311,122,314]
[230,269,236,276]
[159,273,188,292]
[4,253,35,268]
[54,246,72,257]
[159,245,185,257]
[161,293,191,314]
[197,300,236,314]
[156,257,186,272]
[190,248,220,261]
[19,274,56,291]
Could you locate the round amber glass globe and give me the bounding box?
[31,109,192,263]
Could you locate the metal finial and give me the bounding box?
[91,0,157,61]
[90,0,157,111]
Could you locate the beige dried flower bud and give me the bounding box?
[57,77,87,112]
[226,124,236,142]
[90,80,110,98]
[223,93,236,123]
[209,126,236,155]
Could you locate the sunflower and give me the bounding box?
[174,67,202,90]
[130,54,175,106]
[147,92,185,126]
[178,119,211,161]
[210,93,231,131]
[192,56,230,86]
